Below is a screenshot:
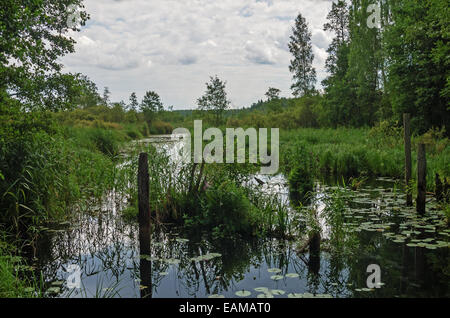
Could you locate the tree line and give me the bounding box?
[1,1,448,134]
[288,0,449,133]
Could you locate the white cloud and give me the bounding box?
[61,0,335,109]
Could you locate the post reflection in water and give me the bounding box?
[139,258,152,298]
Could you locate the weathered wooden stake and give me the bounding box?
[138,152,151,255]
[403,113,412,206]
[416,144,426,215]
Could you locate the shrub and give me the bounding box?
[199,180,259,236]
[150,120,174,135]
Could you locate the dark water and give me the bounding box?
[30,137,450,298]
[30,180,449,298]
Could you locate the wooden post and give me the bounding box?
[416,144,426,215]
[403,113,412,206]
[138,152,151,255]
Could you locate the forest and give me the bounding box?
[0,0,449,298]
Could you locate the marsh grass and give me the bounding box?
[0,237,44,298]
[280,127,450,190]
[119,140,294,238]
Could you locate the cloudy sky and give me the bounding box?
[61,0,336,110]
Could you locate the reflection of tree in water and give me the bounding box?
[341,213,449,298]
[33,192,139,296]
[31,178,449,298]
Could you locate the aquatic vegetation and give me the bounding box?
[285,273,300,278]
[270,275,284,280]
[235,290,251,297]
[0,239,42,298]
[267,268,282,273]
[281,139,315,202]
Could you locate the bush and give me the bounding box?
[199,180,259,236]
[0,108,118,237]
[85,128,122,157]
[150,120,174,135]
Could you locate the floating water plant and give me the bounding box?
[285,273,299,278]
[270,275,284,280]
[235,290,251,297]
[270,289,285,295]
[267,268,282,273]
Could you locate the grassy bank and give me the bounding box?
[280,126,450,191]
[0,105,155,294]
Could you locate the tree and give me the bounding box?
[141,90,163,124]
[265,88,281,101]
[129,92,139,111]
[288,13,317,97]
[197,75,230,124]
[323,0,350,78]
[73,75,102,109]
[345,0,383,126]
[384,0,449,133]
[102,87,111,107]
[321,0,354,126]
[0,0,89,111]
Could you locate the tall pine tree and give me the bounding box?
[288,13,316,97]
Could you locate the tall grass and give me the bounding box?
[0,237,43,298]
[120,142,292,238]
[280,126,450,189]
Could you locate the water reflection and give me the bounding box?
[31,137,449,298]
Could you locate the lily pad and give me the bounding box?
[270,289,285,295]
[270,275,284,280]
[235,290,251,297]
[46,287,61,294]
[208,294,225,298]
[285,273,299,278]
[254,287,269,292]
[267,268,282,273]
[257,293,274,298]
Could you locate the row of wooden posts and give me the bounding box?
[403,113,427,215]
[136,114,428,254]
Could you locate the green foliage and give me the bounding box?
[288,13,317,97]
[0,106,121,237]
[0,238,42,298]
[0,0,90,111]
[385,0,449,134]
[281,140,315,202]
[128,92,139,111]
[199,180,259,236]
[141,91,164,125]
[265,87,281,101]
[197,76,230,125]
[279,127,449,190]
[322,186,359,255]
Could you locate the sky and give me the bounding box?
[61,0,336,110]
